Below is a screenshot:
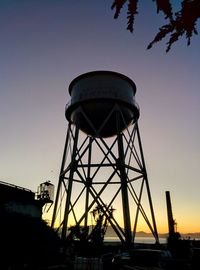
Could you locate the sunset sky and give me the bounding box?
[1,0,200,234]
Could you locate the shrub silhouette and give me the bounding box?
[0,211,61,269]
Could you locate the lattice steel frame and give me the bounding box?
[51,104,159,246]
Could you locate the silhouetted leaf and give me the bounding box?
[153,0,173,19]
[127,0,138,32]
[180,0,200,46]
[147,24,174,50]
[111,0,127,19]
[166,30,184,52]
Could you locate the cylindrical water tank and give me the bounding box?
[65,71,139,137]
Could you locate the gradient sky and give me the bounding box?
[1,0,200,234]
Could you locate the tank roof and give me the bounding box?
[68,70,137,95]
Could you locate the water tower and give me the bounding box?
[51,71,159,246]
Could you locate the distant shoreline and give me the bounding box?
[104,228,200,240]
[104,235,200,244]
[104,236,167,244]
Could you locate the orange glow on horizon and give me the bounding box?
[43,209,200,236]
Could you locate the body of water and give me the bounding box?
[104,236,167,244]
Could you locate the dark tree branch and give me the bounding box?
[111,0,200,52]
